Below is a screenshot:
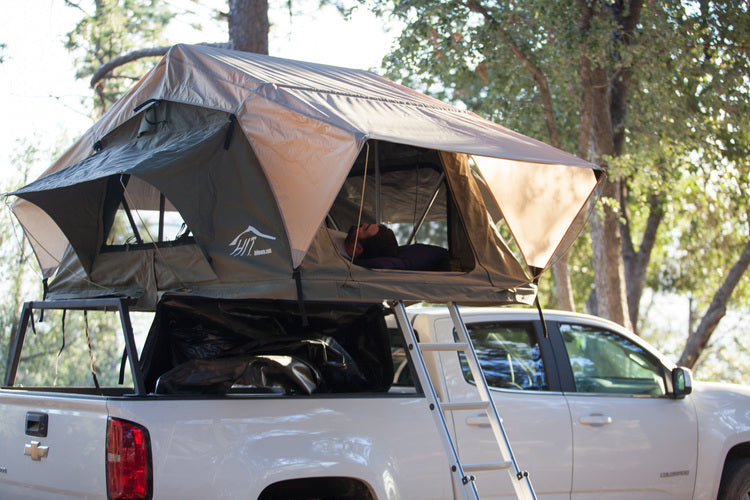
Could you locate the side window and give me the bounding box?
[560,323,666,396]
[460,322,549,391]
[388,327,419,393]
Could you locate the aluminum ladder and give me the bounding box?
[391,301,536,500]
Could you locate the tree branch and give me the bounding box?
[678,236,750,368]
[90,43,230,91]
[90,46,171,89]
[621,191,665,332]
[63,0,89,16]
[460,0,561,148]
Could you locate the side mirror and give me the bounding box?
[671,367,693,399]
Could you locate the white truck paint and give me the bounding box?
[1,303,749,499]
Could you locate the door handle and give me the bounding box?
[25,412,49,437]
[579,414,612,426]
[466,415,490,427]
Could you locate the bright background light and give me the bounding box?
[0,0,397,181]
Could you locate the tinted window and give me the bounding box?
[459,322,548,391]
[388,327,419,393]
[560,323,666,396]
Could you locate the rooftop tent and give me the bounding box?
[9,44,604,309]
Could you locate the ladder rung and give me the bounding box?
[392,301,536,499]
[419,342,469,352]
[463,461,513,472]
[440,401,490,411]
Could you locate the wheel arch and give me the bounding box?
[718,453,750,500]
[257,476,376,500]
[726,442,750,462]
[721,442,750,487]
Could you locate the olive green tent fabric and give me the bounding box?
[9,44,604,309]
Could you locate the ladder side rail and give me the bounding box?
[447,302,537,500]
[391,301,480,500]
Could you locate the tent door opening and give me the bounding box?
[328,141,476,272]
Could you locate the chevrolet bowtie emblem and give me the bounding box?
[24,441,49,461]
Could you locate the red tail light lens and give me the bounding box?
[106,417,152,500]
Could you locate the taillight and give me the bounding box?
[106,417,152,500]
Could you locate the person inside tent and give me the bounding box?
[344,223,399,260]
[335,223,448,271]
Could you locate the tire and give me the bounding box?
[719,458,750,500]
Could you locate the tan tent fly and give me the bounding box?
[8,44,604,309]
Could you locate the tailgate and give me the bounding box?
[0,391,109,499]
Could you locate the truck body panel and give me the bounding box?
[106,396,450,500]
[427,315,573,500]
[564,393,698,498]
[0,391,108,499]
[3,304,750,500]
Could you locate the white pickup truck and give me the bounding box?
[1,298,749,500]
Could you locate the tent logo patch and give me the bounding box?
[229,225,276,257]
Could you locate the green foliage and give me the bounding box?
[640,0,750,311]
[375,1,581,151]
[355,0,750,314]
[65,0,175,114]
[0,142,46,377]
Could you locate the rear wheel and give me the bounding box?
[719,458,750,500]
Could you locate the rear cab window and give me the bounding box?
[458,322,550,391]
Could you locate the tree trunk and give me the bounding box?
[678,237,750,368]
[588,180,632,331]
[586,62,632,330]
[228,0,269,54]
[573,1,645,330]
[553,254,575,311]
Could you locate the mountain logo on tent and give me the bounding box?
[229,225,277,257]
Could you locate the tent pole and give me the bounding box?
[407,172,445,245]
[374,140,381,224]
[120,196,143,245]
[158,193,165,242]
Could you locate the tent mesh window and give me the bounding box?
[102,174,192,250]
[328,142,475,272]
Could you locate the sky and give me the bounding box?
[0,0,398,184]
